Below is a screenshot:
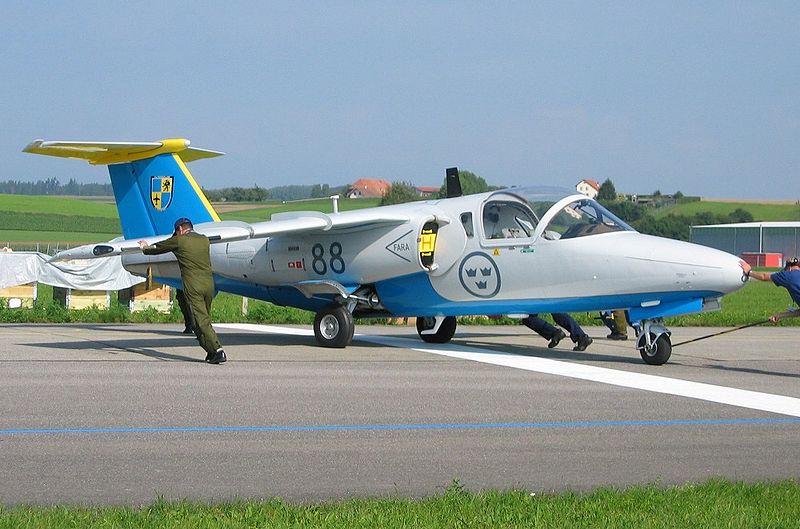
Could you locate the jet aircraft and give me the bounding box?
[24,138,747,365]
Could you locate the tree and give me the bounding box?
[604,200,647,224]
[728,208,753,223]
[597,179,618,201]
[437,170,492,198]
[380,181,420,206]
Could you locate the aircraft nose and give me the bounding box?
[706,248,749,295]
[642,235,748,296]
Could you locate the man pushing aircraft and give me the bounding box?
[741,257,800,322]
[139,218,227,364]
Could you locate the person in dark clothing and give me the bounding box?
[741,257,800,322]
[522,313,593,351]
[174,288,195,334]
[138,218,226,364]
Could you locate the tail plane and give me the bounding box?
[23,138,223,239]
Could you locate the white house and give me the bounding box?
[576,179,600,198]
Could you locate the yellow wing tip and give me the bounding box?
[23,138,223,165]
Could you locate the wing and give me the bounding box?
[49,211,411,262]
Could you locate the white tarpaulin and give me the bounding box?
[0,252,145,290]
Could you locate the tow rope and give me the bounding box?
[671,319,771,348]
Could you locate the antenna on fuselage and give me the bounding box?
[445,167,463,198]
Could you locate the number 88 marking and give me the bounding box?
[311,242,346,275]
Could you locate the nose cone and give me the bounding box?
[685,242,748,295]
[634,235,747,296]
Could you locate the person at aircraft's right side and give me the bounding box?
[522,313,593,351]
[741,257,800,322]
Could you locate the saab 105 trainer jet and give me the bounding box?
[24,138,747,364]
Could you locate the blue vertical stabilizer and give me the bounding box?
[108,153,219,238]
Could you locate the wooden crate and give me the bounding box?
[53,287,110,310]
[0,283,37,309]
[119,281,172,313]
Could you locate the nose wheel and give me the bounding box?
[416,316,457,343]
[314,305,355,348]
[635,319,672,365]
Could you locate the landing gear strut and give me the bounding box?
[635,319,672,365]
[416,316,457,343]
[313,304,355,348]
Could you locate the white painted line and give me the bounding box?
[219,323,315,336]
[218,324,800,418]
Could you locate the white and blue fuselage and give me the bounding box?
[124,187,745,324]
[25,138,747,363]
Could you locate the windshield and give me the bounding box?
[486,187,635,240]
[543,198,634,240]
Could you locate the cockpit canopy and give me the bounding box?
[477,187,635,243]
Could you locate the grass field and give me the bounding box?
[1,480,797,528]
[218,197,382,222]
[0,230,118,248]
[0,194,118,217]
[0,194,796,327]
[2,277,796,327]
[654,200,800,221]
[0,195,382,243]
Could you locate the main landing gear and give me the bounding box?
[635,319,672,365]
[416,316,457,343]
[313,304,355,348]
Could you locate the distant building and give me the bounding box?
[628,194,677,207]
[690,221,800,264]
[576,179,600,198]
[415,186,440,198]
[346,179,391,199]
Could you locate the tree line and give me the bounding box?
[382,175,754,241]
[0,176,756,240]
[0,178,114,196]
[0,178,349,203]
[597,179,752,241]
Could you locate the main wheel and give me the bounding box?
[638,333,672,365]
[313,305,354,348]
[416,316,457,344]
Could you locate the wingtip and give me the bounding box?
[22,139,44,153]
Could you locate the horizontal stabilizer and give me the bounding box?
[23,138,224,165]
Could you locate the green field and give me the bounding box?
[1,480,797,528]
[0,194,118,217]
[0,230,118,247]
[2,278,796,327]
[218,197,382,222]
[0,195,382,244]
[654,200,800,221]
[0,194,796,327]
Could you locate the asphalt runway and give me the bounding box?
[1,322,799,506]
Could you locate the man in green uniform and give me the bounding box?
[138,218,226,364]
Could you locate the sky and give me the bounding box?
[1,1,798,199]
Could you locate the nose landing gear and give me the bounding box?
[416,316,457,343]
[635,319,672,365]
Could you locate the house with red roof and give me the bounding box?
[415,186,440,198]
[346,179,391,199]
[576,178,600,198]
